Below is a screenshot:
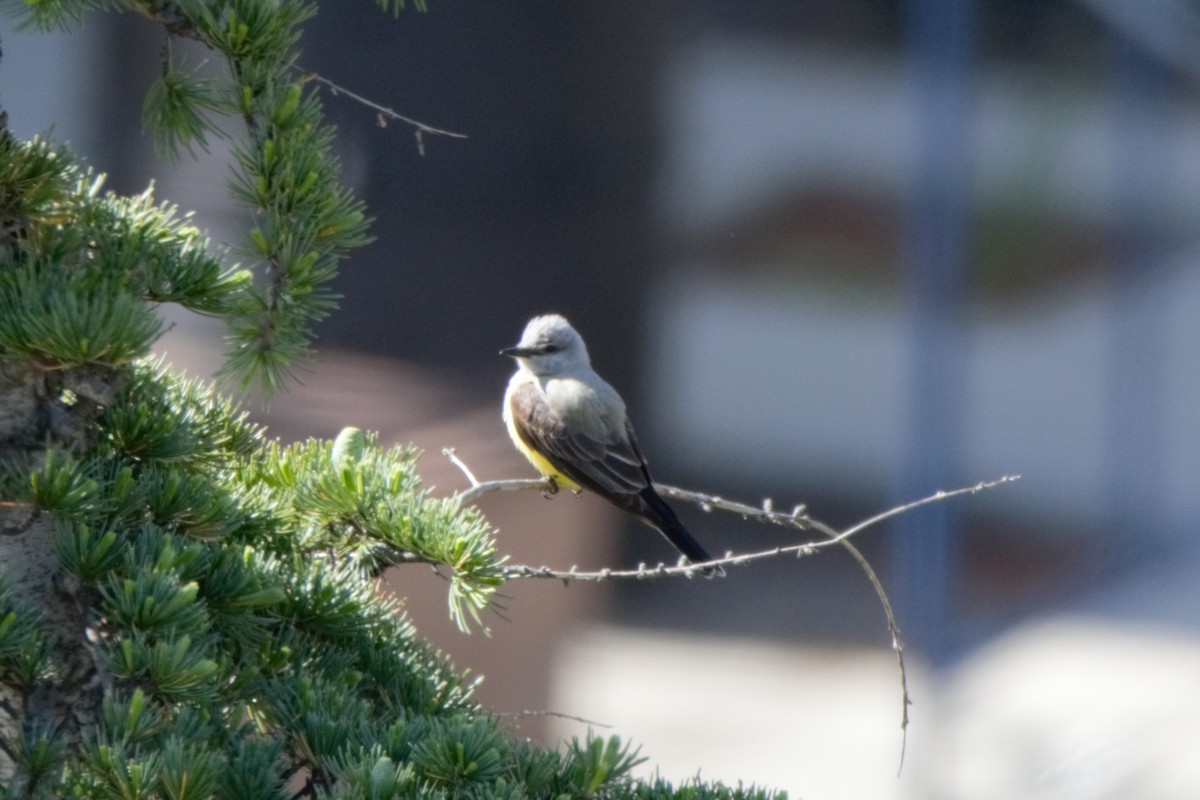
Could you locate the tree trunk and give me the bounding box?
[0,364,119,788]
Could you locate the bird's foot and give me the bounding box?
[541,476,559,498]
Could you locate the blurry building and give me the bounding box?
[5,1,1200,797]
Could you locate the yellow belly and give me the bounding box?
[505,409,582,490]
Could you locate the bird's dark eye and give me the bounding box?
[541,344,559,354]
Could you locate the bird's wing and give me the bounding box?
[508,380,649,499]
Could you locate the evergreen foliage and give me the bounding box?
[16,0,371,392]
[0,2,789,798]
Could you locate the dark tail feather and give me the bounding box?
[637,488,723,577]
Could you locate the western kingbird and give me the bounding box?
[501,314,718,573]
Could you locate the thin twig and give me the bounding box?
[443,448,554,504]
[825,533,911,774]
[441,448,1019,771]
[809,476,1021,548]
[300,70,468,154]
[459,477,551,505]
[443,448,481,486]
[139,2,469,146]
[656,483,809,528]
[492,476,1018,579]
[441,449,1018,581]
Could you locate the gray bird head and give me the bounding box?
[500,314,591,376]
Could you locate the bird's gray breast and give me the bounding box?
[542,374,625,442]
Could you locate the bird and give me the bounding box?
[501,313,719,575]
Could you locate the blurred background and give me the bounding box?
[5,1,1200,797]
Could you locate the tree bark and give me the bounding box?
[0,365,119,788]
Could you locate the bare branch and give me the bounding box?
[299,71,468,153]
[808,475,1020,547]
[656,483,809,528]
[443,447,480,485]
[441,448,1019,771]
[135,2,468,152]
[827,533,912,773]
[492,475,1018,579]
[443,448,555,504]
[442,449,1018,580]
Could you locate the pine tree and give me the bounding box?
[0,3,785,797]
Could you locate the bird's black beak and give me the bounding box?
[500,345,534,358]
